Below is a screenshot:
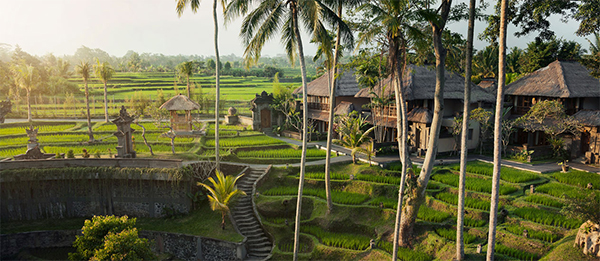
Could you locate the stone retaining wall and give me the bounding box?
[1,230,246,261]
[0,158,182,170]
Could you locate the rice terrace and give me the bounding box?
[2,0,600,260]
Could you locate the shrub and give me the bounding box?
[418,206,452,223]
[450,161,539,183]
[67,149,75,158]
[513,207,583,229]
[504,225,560,243]
[377,241,432,261]
[69,215,154,260]
[301,225,370,250]
[431,173,517,195]
[55,152,63,159]
[435,228,478,244]
[495,244,538,260]
[552,170,600,189]
[523,194,563,208]
[94,150,101,158]
[82,149,90,158]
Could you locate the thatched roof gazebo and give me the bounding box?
[159,94,200,132]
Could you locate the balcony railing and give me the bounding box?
[308,103,329,111]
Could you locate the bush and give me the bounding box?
[69,215,154,260]
[435,227,478,244]
[82,148,90,158]
[94,150,101,158]
[67,149,75,158]
[301,225,370,250]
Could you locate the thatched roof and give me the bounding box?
[334,101,357,115]
[293,68,360,97]
[478,78,497,93]
[407,107,433,123]
[159,94,200,111]
[572,110,600,127]
[355,64,495,102]
[505,60,600,98]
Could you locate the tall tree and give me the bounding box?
[176,0,223,169]
[11,63,39,122]
[487,0,508,259]
[226,0,349,258]
[76,61,94,142]
[397,0,453,247]
[581,33,600,78]
[457,0,475,259]
[94,59,115,122]
[176,61,195,97]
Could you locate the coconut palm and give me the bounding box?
[176,61,194,97]
[176,0,223,169]
[457,0,476,259]
[94,59,115,122]
[334,112,375,164]
[487,0,509,260]
[198,170,246,230]
[76,61,94,142]
[11,63,39,122]
[225,0,350,258]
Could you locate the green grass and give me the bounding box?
[431,173,518,195]
[464,217,487,227]
[435,192,498,211]
[523,194,564,208]
[205,136,286,147]
[503,225,560,243]
[513,207,583,229]
[435,228,478,244]
[368,196,399,209]
[0,123,76,136]
[450,161,540,183]
[238,148,329,159]
[495,244,538,260]
[535,182,599,200]
[417,206,452,223]
[301,225,371,250]
[551,170,600,190]
[262,186,370,205]
[377,241,432,261]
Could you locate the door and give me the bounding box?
[581,130,590,154]
[261,109,271,128]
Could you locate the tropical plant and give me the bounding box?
[581,33,600,78]
[334,111,375,164]
[198,170,246,230]
[469,108,493,155]
[11,63,39,122]
[75,61,94,142]
[176,0,223,169]
[176,61,195,97]
[94,59,115,122]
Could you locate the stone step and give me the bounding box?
[249,246,272,253]
[248,241,271,249]
[239,227,264,235]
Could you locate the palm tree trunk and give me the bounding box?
[103,81,109,122]
[186,74,191,98]
[85,80,94,142]
[457,0,476,259]
[398,1,450,245]
[324,4,342,215]
[392,43,410,260]
[292,4,309,260]
[213,0,221,170]
[26,90,32,122]
[487,0,508,260]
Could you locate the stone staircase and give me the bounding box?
[231,167,272,260]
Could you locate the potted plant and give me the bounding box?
[558,160,569,172]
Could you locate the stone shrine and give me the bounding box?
[112,106,136,158]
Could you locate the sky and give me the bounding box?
[0,0,593,58]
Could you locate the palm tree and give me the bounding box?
[11,63,39,122]
[225,1,349,258]
[333,112,375,164]
[176,0,223,169]
[94,59,115,122]
[487,0,509,260]
[176,61,194,97]
[457,0,476,259]
[198,170,246,229]
[76,61,94,142]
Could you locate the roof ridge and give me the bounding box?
[555,61,571,98]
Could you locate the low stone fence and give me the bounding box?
[239,116,253,128]
[0,158,183,170]
[1,230,246,261]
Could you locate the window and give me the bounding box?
[468,129,474,140]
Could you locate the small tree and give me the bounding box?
[334,112,376,164]
[69,215,154,261]
[447,115,464,156]
[149,106,176,154]
[470,108,493,154]
[198,170,246,230]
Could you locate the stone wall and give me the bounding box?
[239,115,253,127]
[0,158,182,170]
[1,230,246,261]
[1,170,192,221]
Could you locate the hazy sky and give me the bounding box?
[0,0,592,58]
